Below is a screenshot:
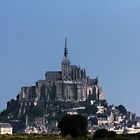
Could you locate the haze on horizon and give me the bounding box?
[0,0,140,115]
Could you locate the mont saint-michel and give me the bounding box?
[0,39,139,134]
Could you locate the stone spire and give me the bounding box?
[62,37,71,80]
[64,37,68,58]
[63,37,70,62]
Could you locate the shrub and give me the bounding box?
[93,129,108,139]
[93,129,116,139]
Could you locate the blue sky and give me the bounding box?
[1,0,140,115]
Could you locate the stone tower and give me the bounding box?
[62,38,71,80]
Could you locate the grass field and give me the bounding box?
[0,134,140,140]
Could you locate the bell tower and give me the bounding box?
[62,38,71,80]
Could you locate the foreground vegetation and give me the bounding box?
[0,134,88,140]
[0,134,140,140]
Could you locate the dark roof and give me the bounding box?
[0,123,12,128]
[46,71,62,74]
[70,65,78,69]
[45,71,62,81]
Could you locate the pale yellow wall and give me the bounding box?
[0,128,13,135]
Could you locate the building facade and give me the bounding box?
[0,123,13,135]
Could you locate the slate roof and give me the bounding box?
[0,123,12,128]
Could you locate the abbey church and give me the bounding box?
[18,39,104,114]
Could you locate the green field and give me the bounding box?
[0,134,140,140]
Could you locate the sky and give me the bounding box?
[0,0,140,115]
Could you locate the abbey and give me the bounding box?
[18,39,104,114]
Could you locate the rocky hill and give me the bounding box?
[0,41,139,133]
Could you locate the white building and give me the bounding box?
[107,111,114,124]
[97,106,105,114]
[98,118,107,125]
[0,123,13,135]
[125,127,140,134]
[108,127,124,134]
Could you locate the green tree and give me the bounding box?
[26,106,45,117]
[85,103,98,114]
[58,114,88,137]
[100,99,108,107]
[117,105,127,115]
[90,117,98,125]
